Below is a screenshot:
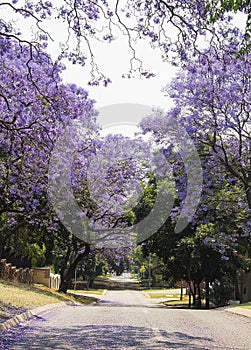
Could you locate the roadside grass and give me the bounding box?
[0,279,97,322]
[142,288,170,292]
[144,288,189,304]
[144,288,185,292]
[68,289,104,295]
[144,288,186,299]
[147,293,180,299]
[239,301,251,310]
[145,288,251,309]
[143,289,190,305]
[162,295,190,305]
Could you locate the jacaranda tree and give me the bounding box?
[0,35,98,288]
[0,35,154,291]
[138,27,251,305]
[141,27,251,251]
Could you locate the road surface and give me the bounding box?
[1,284,251,349]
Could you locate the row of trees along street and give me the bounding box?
[0,1,251,301]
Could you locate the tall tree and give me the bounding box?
[140,28,251,250]
[0,36,98,291]
[138,32,251,306]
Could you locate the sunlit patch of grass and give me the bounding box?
[0,279,97,321]
[143,288,171,293]
[144,288,184,299]
[162,295,190,305]
[239,302,251,309]
[68,289,104,295]
[147,293,180,299]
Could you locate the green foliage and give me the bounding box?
[209,278,234,307]
[81,252,108,288]
[207,0,251,53]
[24,243,47,267]
[130,173,157,225]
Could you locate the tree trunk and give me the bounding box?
[87,277,94,290]
[58,244,90,293]
[180,280,183,301]
[58,277,70,294]
[188,280,194,308]
[0,238,5,259]
[205,280,210,309]
[245,187,251,210]
[197,282,202,308]
[189,292,191,308]
[59,263,76,293]
[234,281,241,302]
[192,281,196,305]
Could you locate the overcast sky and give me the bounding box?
[61,38,178,136]
[61,40,177,109]
[48,21,178,137]
[22,14,175,137]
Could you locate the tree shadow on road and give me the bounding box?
[95,299,169,308]
[88,277,142,290]
[1,324,221,350]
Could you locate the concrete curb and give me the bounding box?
[141,291,150,298]
[0,302,70,332]
[224,306,251,319]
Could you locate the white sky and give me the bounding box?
[30,15,177,138]
[57,26,177,137]
[61,41,177,109]
[32,2,177,110]
[61,38,177,137]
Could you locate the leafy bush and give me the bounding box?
[209,279,233,307]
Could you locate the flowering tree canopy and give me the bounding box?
[140,28,251,257]
[0,0,249,85]
[0,36,97,220]
[165,29,251,209]
[1,1,251,294]
[0,36,159,292]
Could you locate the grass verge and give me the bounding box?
[162,296,189,306]
[239,301,251,310]
[0,279,97,323]
[147,293,181,299]
[68,289,104,295]
[143,288,172,292]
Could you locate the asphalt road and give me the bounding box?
[1,286,251,349]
